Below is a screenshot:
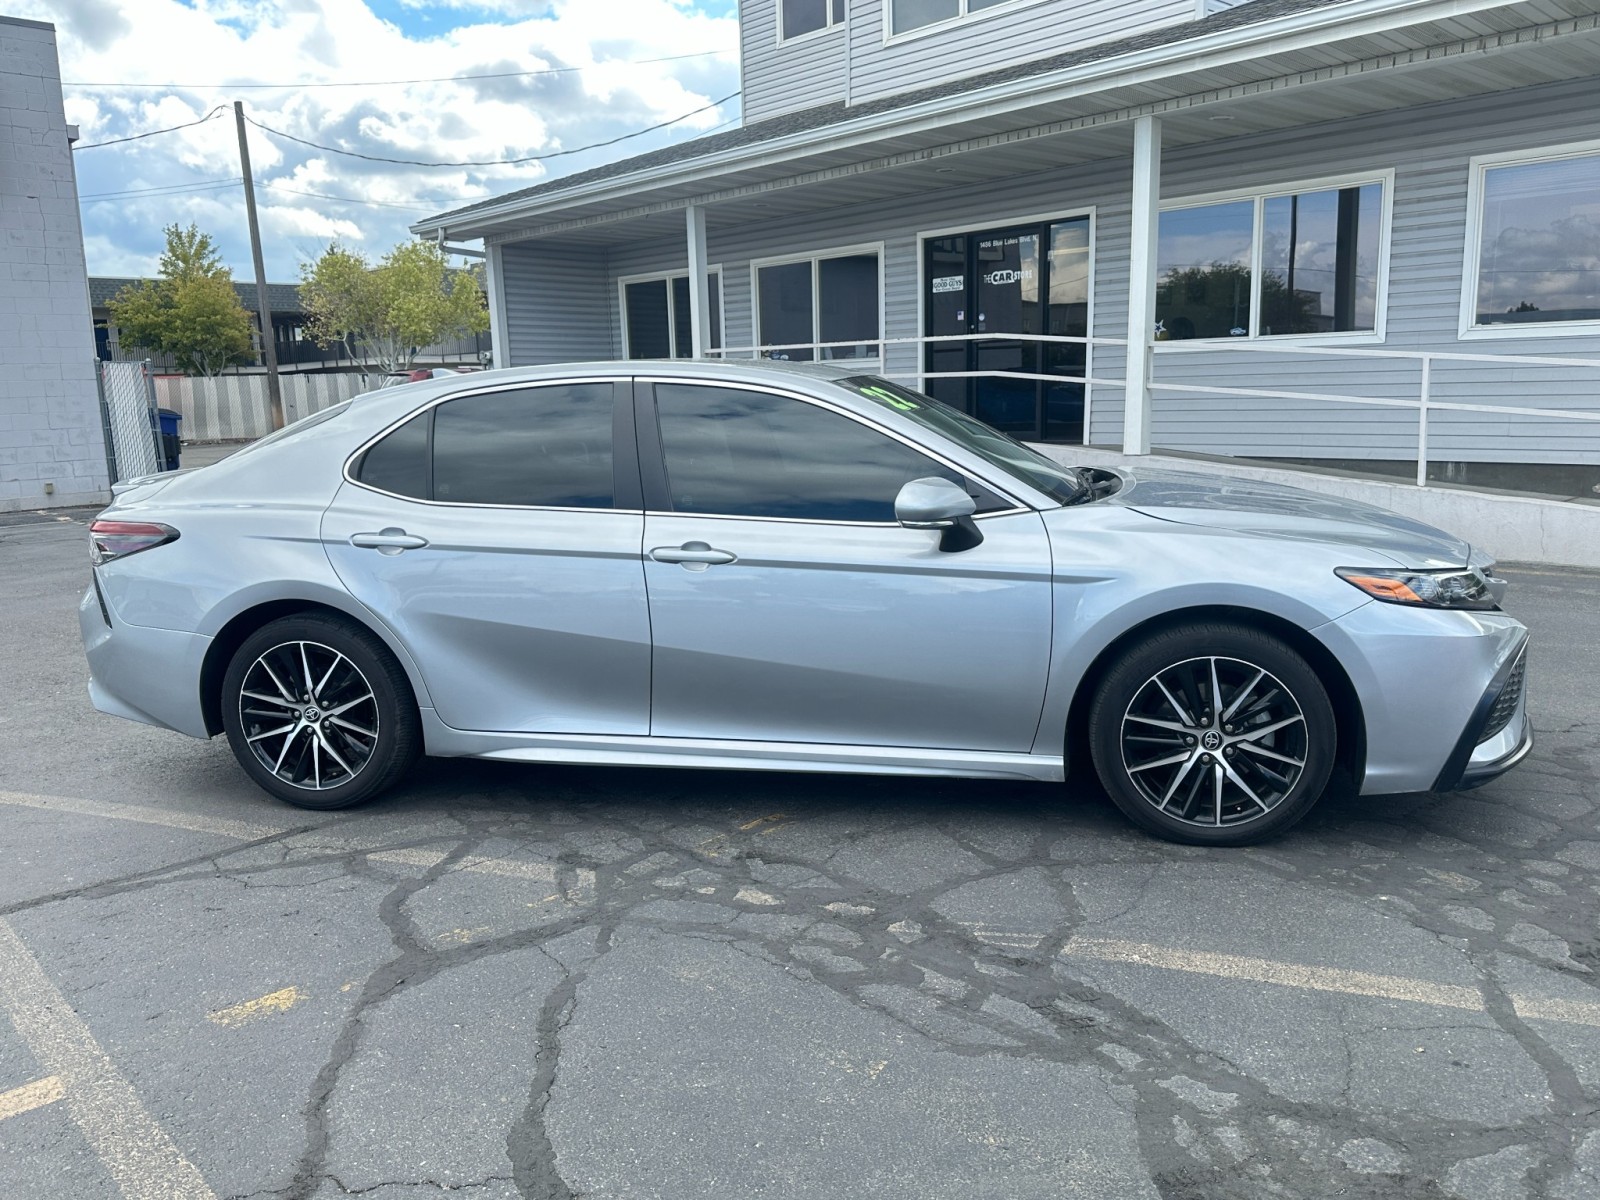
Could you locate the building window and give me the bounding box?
[1156,177,1386,341]
[754,248,881,362]
[782,0,845,40]
[1465,144,1600,334]
[621,272,722,359]
[890,0,1023,37]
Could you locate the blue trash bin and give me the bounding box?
[156,408,182,471]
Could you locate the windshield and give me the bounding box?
[834,377,1084,504]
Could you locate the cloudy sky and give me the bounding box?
[26,0,741,280]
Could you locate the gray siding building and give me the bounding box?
[416,0,1600,492]
[1,15,107,512]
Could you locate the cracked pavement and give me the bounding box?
[2,514,1598,1198]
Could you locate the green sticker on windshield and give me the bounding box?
[856,384,919,412]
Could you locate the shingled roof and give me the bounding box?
[88,277,304,313]
[422,0,1346,228]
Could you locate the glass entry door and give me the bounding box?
[923,217,1089,442]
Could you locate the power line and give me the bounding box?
[63,49,730,90]
[78,176,240,200]
[79,181,241,205]
[245,91,739,168]
[260,182,445,212]
[76,177,459,213]
[73,106,229,150]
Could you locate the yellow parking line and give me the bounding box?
[0,918,216,1199]
[206,987,306,1028]
[1062,936,1600,1029]
[0,1075,65,1122]
[0,790,287,841]
[738,813,787,831]
[0,791,594,896]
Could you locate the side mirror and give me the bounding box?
[895,477,983,553]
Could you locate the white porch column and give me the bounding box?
[685,205,712,358]
[1123,115,1161,456]
[483,242,511,369]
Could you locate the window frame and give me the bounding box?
[344,378,640,513]
[883,0,1051,44]
[1154,168,1395,349]
[635,378,1029,527]
[616,266,725,359]
[749,241,886,365]
[1459,138,1600,341]
[777,0,847,45]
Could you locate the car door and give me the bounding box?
[637,379,1054,752]
[320,378,651,735]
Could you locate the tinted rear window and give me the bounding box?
[431,384,614,508]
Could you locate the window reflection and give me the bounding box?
[1475,152,1600,327]
[1155,181,1385,340]
[1155,201,1254,340]
[655,384,959,522]
[432,385,614,508]
[1260,184,1380,335]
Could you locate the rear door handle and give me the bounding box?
[650,541,736,569]
[350,528,429,554]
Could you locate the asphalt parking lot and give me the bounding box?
[1,508,1598,1200]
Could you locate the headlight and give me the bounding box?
[1335,566,1498,610]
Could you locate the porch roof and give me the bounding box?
[414,0,1600,248]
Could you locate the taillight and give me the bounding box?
[89,520,179,565]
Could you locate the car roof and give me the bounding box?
[350,358,863,400]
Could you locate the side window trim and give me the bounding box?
[636,379,1026,524]
[345,378,636,512]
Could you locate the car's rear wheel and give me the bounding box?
[1087,623,1336,846]
[221,614,420,810]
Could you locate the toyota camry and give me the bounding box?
[80,360,1531,845]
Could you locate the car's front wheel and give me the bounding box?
[221,613,420,810]
[1087,622,1336,846]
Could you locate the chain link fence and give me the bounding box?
[95,360,162,485]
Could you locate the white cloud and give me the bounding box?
[27,0,740,279]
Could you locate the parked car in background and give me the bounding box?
[80,361,1530,845]
[377,367,479,388]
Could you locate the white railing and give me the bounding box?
[714,332,1600,489]
[1149,339,1600,487]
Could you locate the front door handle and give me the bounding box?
[350,528,429,555]
[650,541,736,569]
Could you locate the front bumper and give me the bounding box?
[1435,640,1533,791]
[1318,603,1529,795]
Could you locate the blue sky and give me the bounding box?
[25,1,742,280]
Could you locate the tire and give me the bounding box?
[220,613,421,810]
[1087,622,1336,846]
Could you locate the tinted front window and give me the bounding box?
[835,376,1084,505]
[356,410,428,499]
[654,384,963,522]
[432,384,614,508]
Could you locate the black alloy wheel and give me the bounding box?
[221,613,420,810]
[1088,622,1337,846]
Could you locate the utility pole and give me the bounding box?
[234,101,283,429]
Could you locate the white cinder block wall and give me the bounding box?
[0,15,108,512]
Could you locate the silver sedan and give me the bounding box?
[80,361,1531,845]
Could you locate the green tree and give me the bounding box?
[298,240,489,379]
[108,223,256,376]
[1154,261,1316,339]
